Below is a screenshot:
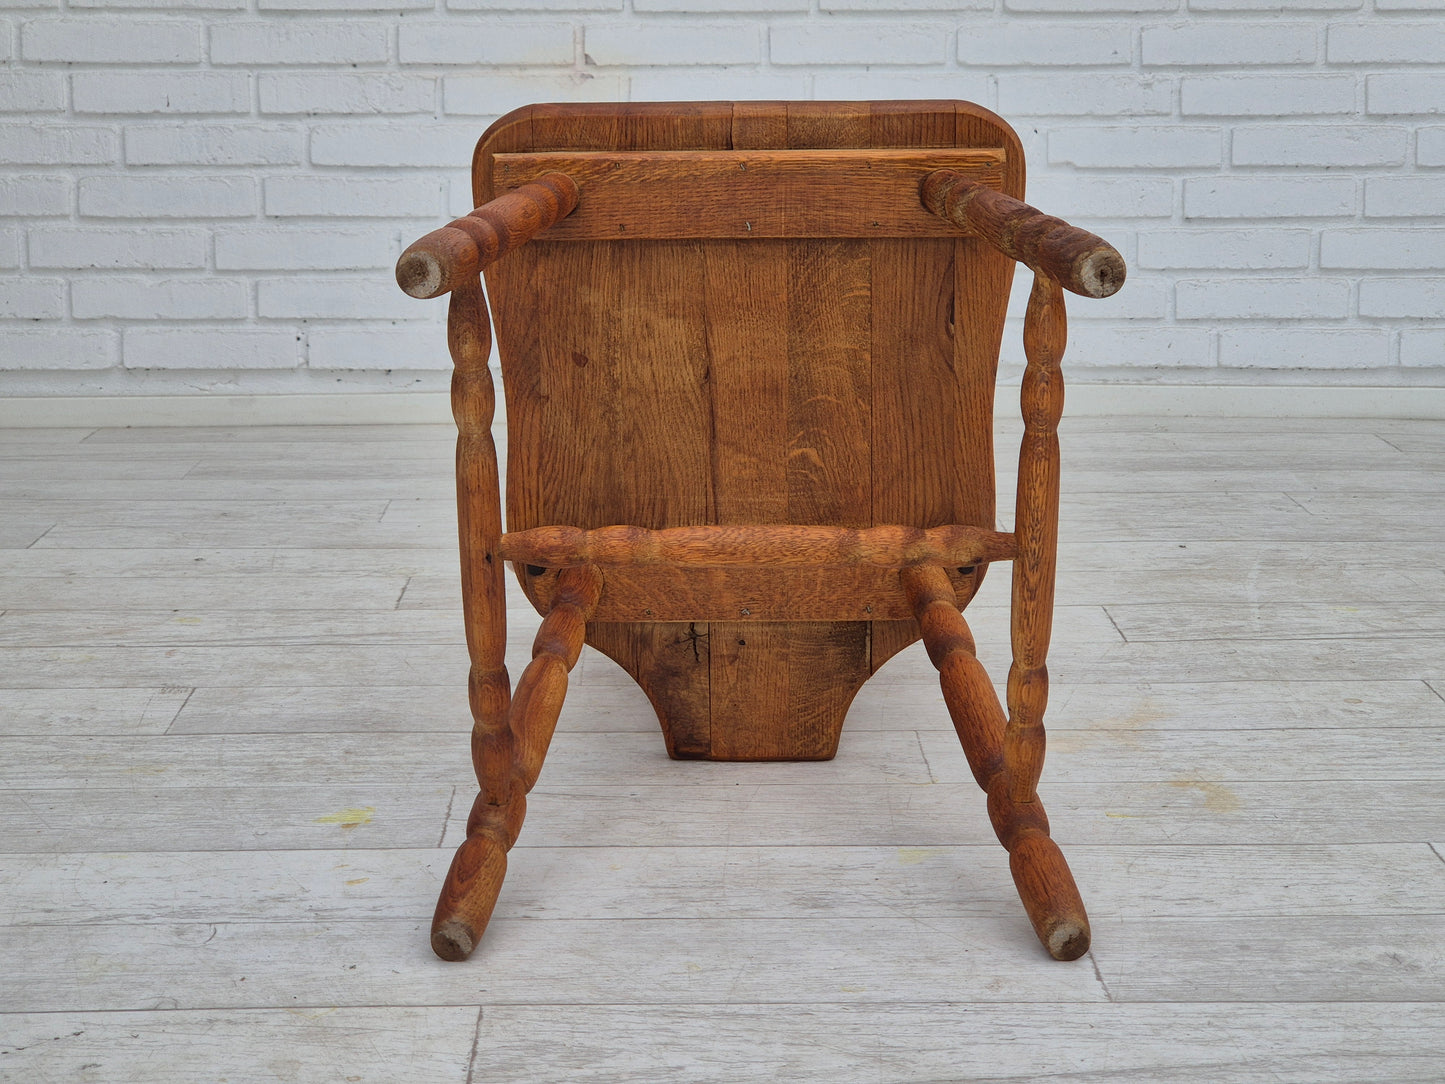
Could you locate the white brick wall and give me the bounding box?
[1,2,1442,397]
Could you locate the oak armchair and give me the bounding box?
[396,101,1125,964]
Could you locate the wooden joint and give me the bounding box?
[986,775,1051,851]
[467,665,511,727]
[464,786,527,851]
[499,523,1017,570]
[922,170,1126,300]
[397,172,579,299]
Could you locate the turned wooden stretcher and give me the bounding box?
[395,101,1125,964]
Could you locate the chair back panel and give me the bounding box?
[477,102,1025,757]
[479,101,1023,545]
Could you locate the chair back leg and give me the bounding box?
[903,561,1089,958]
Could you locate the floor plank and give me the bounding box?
[0,426,94,443]
[0,477,458,501]
[0,609,468,647]
[0,786,453,853]
[0,457,199,481]
[467,1003,1445,1084]
[850,679,1445,732]
[453,780,1445,848]
[0,731,934,790]
[1,546,455,578]
[76,424,453,444]
[0,577,412,613]
[0,916,1107,1013]
[1092,915,1445,1002]
[0,1008,478,1084]
[5,843,1441,927]
[0,687,193,736]
[0,518,53,549]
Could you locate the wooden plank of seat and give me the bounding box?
[729,100,875,761]
[503,102,732,760]
[867,101,1009,674]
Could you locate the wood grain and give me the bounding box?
[405,99,1124,955]
[490,148,1004,239]
[11,843,1443,925]
[465,1003,1445,1084]
[1006,273,1068,805]
[922,172,1125,299]
[397,173,578,299]
[521,564,977,623]
[717,100,876,761]
[477,100,1032,762]
[431,276,516,961]
[499,522,1015,569]
[902,564,1090,960]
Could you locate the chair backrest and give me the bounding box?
[479,99,1023,551]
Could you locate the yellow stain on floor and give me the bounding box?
[896,846,943,866]
[1169,777,1242,813]
[313,806,375,829]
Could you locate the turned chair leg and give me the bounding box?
[432,564,601,961]
[430,276,605,961]
[901,565,1090,961]
[430,278,512,961]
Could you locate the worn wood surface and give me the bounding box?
[490,147,1004,239]
[8,843,1445,925]
[396,172,578,299]
[7,1004,1440,1084]
[3,415,1445,1079]
[500,522,1015,569]
[518,563,975,623]
[903,564,1089,960]
[923,171,1126,298]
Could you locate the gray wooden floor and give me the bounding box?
[2,415,1444,1083]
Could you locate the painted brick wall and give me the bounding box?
[1,2,1442,397]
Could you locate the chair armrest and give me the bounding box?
[921,170,1125,299]
[395,172,579,300]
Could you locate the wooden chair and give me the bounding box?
[395,100,1126,964]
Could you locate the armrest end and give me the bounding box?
[396,172,579,300]
[922,170,1125,299]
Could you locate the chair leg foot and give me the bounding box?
[1008,831,1091,961]
[431,834,507,962]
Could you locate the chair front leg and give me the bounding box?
[432,279,517,962]
[1007,272,1066,806]
[1006,271,1091,960]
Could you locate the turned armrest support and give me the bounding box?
[921,170,1125,299]
[396,172,579,300]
